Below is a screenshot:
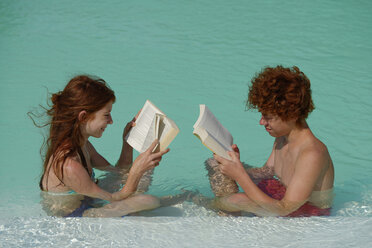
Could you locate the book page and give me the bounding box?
[203,130,231,159]
[154,114,161,140]
[193,105,233,152]
[140,115,158,153]
[151,113,162,152]
[158,115,168,141]
[157,115,179,152]
[125,100,165,153]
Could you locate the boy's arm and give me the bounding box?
[215,147,325,216]
[244,165,275,182]
[243,141,276,182]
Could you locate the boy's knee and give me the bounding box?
[225,193,248,206]
[135,194,160,208]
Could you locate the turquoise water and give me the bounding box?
[1,0,372,247]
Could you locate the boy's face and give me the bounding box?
[259,113,295,137]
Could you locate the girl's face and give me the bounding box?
[84,101,113,138]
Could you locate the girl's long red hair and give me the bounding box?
[30,75,115,190]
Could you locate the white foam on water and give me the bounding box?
[1,202,371,248]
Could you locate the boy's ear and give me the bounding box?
[78,110,87,122]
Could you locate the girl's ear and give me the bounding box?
[78,110,87,122]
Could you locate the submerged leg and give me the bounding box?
[158,190,198,207]
[214,193,256,212]
[97,168,154,194]
[190,192,243,216]
[82,194,160,218]
[205,158,239,197]
[189,191,266,216]
[202,158,242,216]
[215,193,283,217]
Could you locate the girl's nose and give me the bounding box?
[108,115,113,124]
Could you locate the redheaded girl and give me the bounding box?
[31,75,168,217]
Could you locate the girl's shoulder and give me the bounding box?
[63,155,82,171]
[63,155,91,181]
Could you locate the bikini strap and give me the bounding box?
[77,147,91,177]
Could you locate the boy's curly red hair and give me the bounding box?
[247,65,314,123]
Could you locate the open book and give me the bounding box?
[193,105,233,160]
[125,100,179,153]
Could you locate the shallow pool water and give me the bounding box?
[1,0,371,247]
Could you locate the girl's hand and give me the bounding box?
[131,140,170,175]
[123,118,136,140]
[123,109,141,140]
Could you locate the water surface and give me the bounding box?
[1,0,371,247]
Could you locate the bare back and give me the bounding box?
[41,145,93,193]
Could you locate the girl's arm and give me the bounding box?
[86,141,118,173]
[88,114,138,172]
[112,141,169,200]
[116,119,135,170]
[64,140,169,202]
[116,111,141,170]
[63,157,115,201]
